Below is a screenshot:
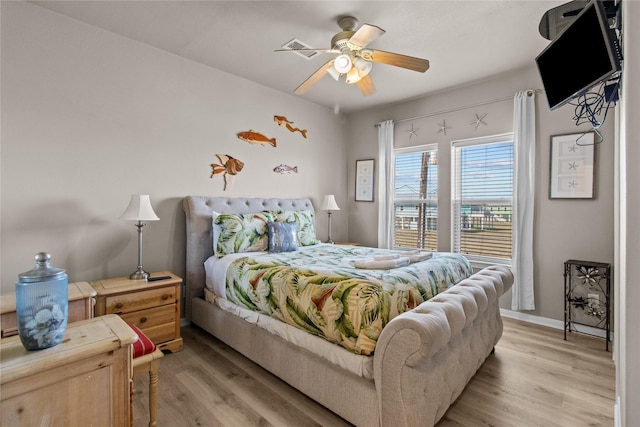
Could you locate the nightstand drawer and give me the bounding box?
[104,287,176,315]
[120,305,175,330]
[137,322,176,345]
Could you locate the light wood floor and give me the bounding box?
[133,317,615,427]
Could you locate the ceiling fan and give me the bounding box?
[276,16,430,97]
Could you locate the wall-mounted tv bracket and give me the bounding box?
[539,0,618,40]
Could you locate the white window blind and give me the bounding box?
[452,134,513,265]
[393,146,438,250]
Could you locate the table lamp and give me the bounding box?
[120,194,159,280]
[320,195,340,244]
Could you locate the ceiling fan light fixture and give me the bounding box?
[359,49,374,61]
[326,66,341,81]
[354,57,372,77]
[346,67,362,84]
[334,54,352,74]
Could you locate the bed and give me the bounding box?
[183,196,514,426]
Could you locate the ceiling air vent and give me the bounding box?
[281,39,318,60]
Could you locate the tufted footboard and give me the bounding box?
[374,266,514,426]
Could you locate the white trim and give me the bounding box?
[500,309,614,341]
[394,143,438,155]
[451,132,514,148]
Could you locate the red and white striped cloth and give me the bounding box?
[129,324,157,358]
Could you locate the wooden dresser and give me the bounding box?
[1,315,136,426]
[91,271,183,352]
[0,281,96,338]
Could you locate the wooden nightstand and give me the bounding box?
[1,315,136,426]
[334,242,360,246]
[0,281,96,338]
[91,271,183,353]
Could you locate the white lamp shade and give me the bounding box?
[333,54,352,74]
[345,67,362,84]
[320,195,340,211]
[120,195,159,221]
[326,66,341,81]
[354,57,372,76]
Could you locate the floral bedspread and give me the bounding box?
[224,245,471,355]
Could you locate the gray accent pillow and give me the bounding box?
[267,221,299,253]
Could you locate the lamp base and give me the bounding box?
[129,268,149,281]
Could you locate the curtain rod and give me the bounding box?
[375,89,540,127]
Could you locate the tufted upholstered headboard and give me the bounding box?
[182,196,315,320]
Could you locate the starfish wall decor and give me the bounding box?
[471,113,488,130]
[437,120,451,135]
[406,124,419,141]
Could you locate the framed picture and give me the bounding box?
[355,159,375,202]
[549,132,595,199]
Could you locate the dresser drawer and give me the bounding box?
[137,322,177,345]
[121,305,176,345]
[104,286,176,315]
[120,305,175,330]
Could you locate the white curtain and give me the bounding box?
[512,91,536,310]
[377,120,394,249]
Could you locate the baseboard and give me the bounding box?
[615,397,621,427]
[500,308,614,341]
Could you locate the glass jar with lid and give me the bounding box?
[16,252,68,350]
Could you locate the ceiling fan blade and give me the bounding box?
[275,48,340,54]
[347,24,385,49]
[367,49,430,73]
[356,74,376,96]
[294,59,335,95]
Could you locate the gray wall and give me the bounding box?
[0,2,348,290]
[344,66,615,322]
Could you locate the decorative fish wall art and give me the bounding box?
[210,154,244,191]
[274,115,308,139]
[273,164,298,174]
[237,130,276,147]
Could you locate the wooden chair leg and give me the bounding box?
[148,358,160,427]
[133,347,163,427]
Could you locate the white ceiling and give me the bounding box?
[31,0,566,114]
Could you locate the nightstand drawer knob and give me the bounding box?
[162,294,171,300]
[140,317,147,323]
[115,302,124,309]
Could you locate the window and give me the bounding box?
[452,134,513,266]
[392,145,438,250]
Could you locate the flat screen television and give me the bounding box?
[536,0,621,110]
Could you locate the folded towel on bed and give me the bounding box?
[378,250,433,263]
[406,251,433,263]
[354,257,410,269]
[373,254,401,261]
[356,251,433,269]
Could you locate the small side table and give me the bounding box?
[333,242,360,246]
[0,281,96,338]
[91,271,183,353]
[564,259,611,350]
